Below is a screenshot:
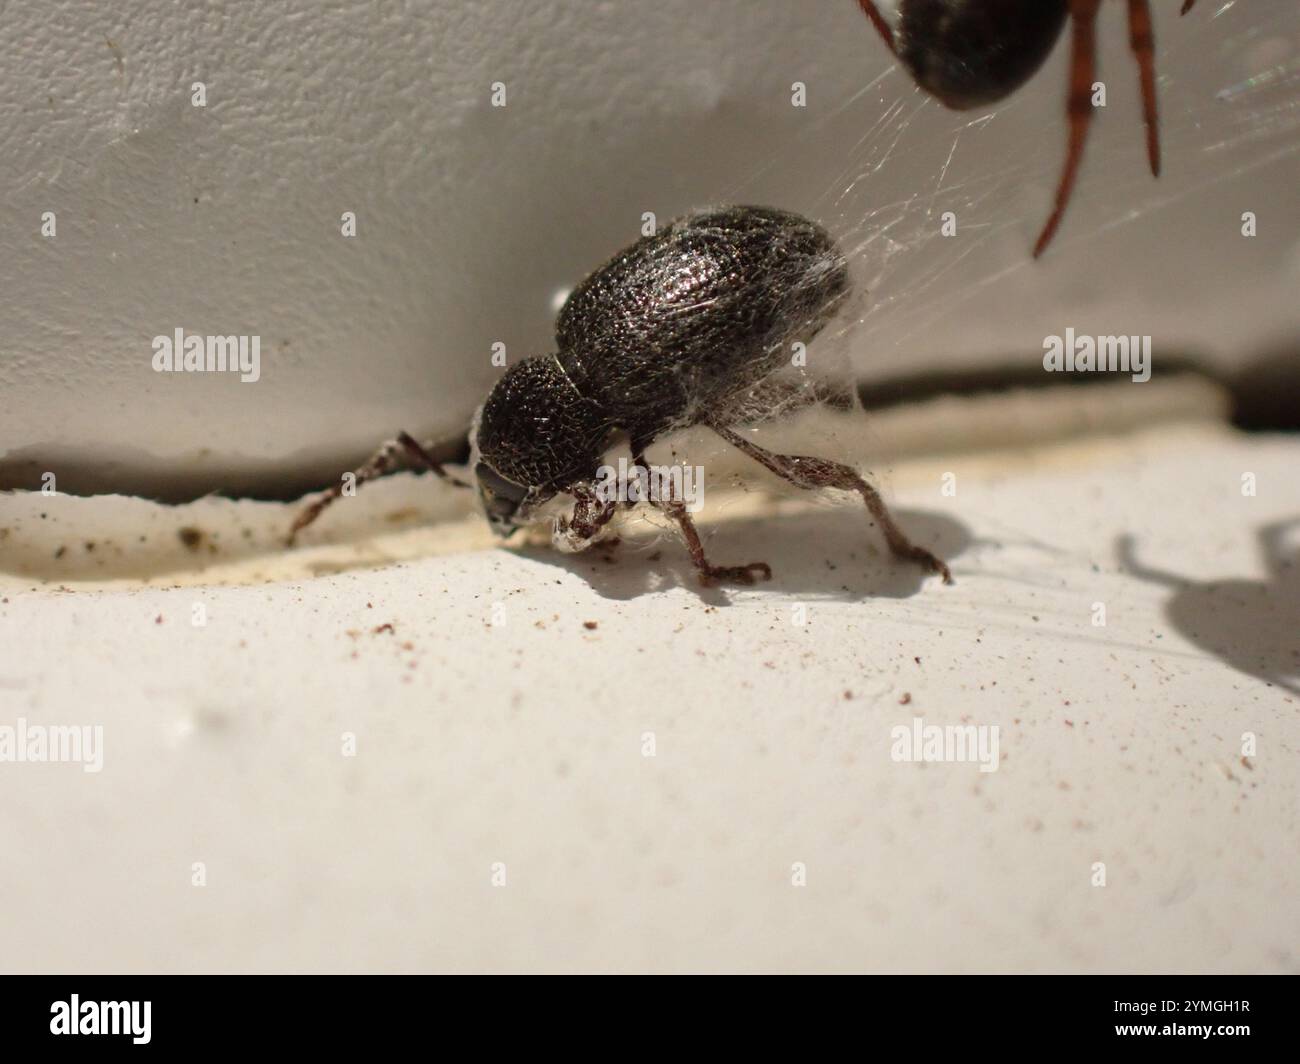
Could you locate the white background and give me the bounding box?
[0,0,1295,490]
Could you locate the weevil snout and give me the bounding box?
[475,460,541,537]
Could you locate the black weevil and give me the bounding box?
[290,206,951,587]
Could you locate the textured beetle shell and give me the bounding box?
[554,205,850,450]
[898,0,1067,110]
[473,355,609,492]
[474,205,850,497]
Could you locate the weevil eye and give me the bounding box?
[475,462,530,534]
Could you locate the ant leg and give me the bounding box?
[1127,0,1161,177]
[1181,0,1196,14]
[711,424,952,583]
[1034,0,1102,258]
[287,431,466,543]
[856,0,898,55]
[629,441,771,586]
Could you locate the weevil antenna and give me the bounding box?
[396,432,473,489]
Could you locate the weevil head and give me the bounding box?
[472,457,537,536]
[471,356,608,537]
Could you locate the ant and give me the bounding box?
[857,0,1199,256]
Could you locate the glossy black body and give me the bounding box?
[473,206,850,530]
[898,0,1068,109]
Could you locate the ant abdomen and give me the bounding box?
[897,0,1068,110]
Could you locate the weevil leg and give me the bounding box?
[857,0,898,54]
[287,431,467,544]
[1034,0,1102,258]
[553,483,619,552]
[288,436,406,543]
[663,499,772,587]
[629,442,771,586]
[710,423,952,583]
[1127,0,1161,177]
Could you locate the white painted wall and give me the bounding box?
[0,0,1295,491]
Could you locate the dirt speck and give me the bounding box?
[105,38,124,74]
[178,527,204,550]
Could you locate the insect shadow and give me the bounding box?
[1116,520,1300,696]
[512,504,971,604]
